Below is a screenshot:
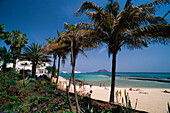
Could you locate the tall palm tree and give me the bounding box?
[22,43,51,78]
[0,46,12,74]
[75,0,170,103]
[45,37,58,78]
[57,22,99,112]
[5,30,28,69]
[44,30,67,82]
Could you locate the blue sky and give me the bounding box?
[0,0,170,72]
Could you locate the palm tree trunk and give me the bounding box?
[12,45,17,70]
[72,62,80,113]
[12,48,17,70]
[2,63,6,75]
[109,52,117,103]
[23,63,26,87]
[71,39,80,113]
[52,55,57,78]
[32,62,36,78]
[56,55,61,84]
[66,74,73,112]
[13,57,16,69]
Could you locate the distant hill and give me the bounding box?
[96,69,109,73]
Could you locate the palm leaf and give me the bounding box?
[141,0,169,8]
[74,1,104,15]
[124,0,132,8]
[130,24,170,39]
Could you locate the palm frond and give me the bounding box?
[130,24,170,39]
[146,16,168,24]
[115,5,154,33]
[141,0,169,8]
[45,38,53,44]
[75,23,95,30]
[56,29,60,36]
[105,1,120,17]
[163,10,170,18]
[74,1,104,15]
[79,49,87,57]
[124,0,132,8]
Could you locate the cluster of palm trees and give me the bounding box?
[0,26,29,73]
[45,0,169,112]
[0,0,170,113]
[74,0,170,106]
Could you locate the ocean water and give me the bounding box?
[59,72,170,88]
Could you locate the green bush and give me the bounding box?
[0,102,22,111]
[5,68,22,80]
[30,101,38,110]
[29,97,38,103]
[7,80,17,86]
[29,78,38,83]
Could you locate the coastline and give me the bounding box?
[58,76,170,113]
[105,74,170,83]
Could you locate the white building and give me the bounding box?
[5,60,50,76]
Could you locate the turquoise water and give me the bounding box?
[59,72,170,88]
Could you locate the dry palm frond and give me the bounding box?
[74,1,104,16]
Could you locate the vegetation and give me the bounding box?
[4,30,28,69]
[0,47,12,74]
[55,22,100,112]
[44,30,68,83]
[45,66,53,74]
[0,24,8,40]
[0,69,144,113]
[22,43,51,78]
[75,0,170,103]
[0,0,170,112]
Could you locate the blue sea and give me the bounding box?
[59,72,170,88]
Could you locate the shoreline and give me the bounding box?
[72,85,170,113]
[61,73,170,84]
[58,76,170,113]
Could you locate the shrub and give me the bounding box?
[0,102,22,111]
[5,68,22,80]
[7,80,17,86]
[6,86,21,96]
[29,78,37,83]
[50,102,62,112]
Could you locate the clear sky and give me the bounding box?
[0,0,170,72]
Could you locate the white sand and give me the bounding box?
[58,76,170,113]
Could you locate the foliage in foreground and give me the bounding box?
[0,70,145,113]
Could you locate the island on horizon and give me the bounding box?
[95,69,110,73]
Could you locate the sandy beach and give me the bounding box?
[58,76,170,113]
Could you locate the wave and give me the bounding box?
[96,75,109,77]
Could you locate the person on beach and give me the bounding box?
[86,90,93,98]
[162,90,170,93]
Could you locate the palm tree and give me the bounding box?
[0,46,12,74]
[46,66,53,74]
[22,43,51,78]
[5,30,28,69]
[44,30,68,82]
[45,37,58,78]
[56,49,68,84]
[57,22,99,112]
[75,0,170,103]
[0,24,6,40]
